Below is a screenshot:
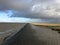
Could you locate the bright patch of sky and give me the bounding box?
[0,10,44,22]
[0,17,44,22]
[0,12,8,18]
[0,10,13,18]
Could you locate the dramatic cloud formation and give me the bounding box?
[6,0,60,18]
[0,0,60,23]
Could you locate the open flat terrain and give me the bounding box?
[2,23,60,45]
[0,23,26,44]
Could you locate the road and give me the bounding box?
[2,23,60,45]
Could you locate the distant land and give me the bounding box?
[31,23,60,26]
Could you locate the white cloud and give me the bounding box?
[55,0,60,3]
[0,0,60,23]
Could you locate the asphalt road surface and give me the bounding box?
[2,23,60,45]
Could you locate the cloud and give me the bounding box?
[6,0,60,19]
[0,0,60,23]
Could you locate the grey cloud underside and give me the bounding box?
[0,0,60,23]
[9,0,60,18]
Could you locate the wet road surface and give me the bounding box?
[2,23,60,45]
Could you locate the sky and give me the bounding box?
[0,0,60,23]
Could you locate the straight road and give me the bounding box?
[3,24,60,45]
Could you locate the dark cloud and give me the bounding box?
[7,0,60,19]
[0,0,60,23]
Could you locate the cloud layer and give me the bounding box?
[0,0,60,23]
[6,0,60,18]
